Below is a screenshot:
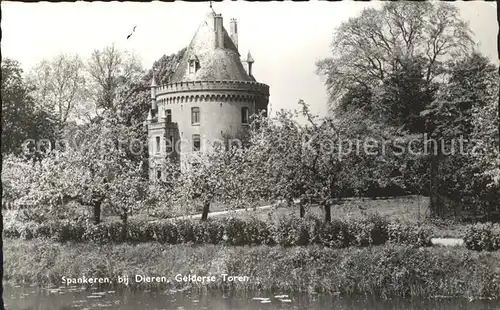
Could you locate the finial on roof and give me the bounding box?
[246,51,254,63]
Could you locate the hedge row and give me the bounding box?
[464,223,500,251]
[3,215,433,248]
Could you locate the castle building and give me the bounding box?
[147,9,270,179]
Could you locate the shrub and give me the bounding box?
[224,217,249,246]
[33,222,52,239]
[175,219,196,243]
[127,220,155,242]
[349,214,389,246]
[151,221,179,244]
[192,220,224,245]
[4,214,436,249]
[83,223,111,244]
[387,222,432,247]
[464,223,500,251]
[53,219,86,242]
[273,216,310,247]
[244,217,274,245]
[315,219,352,248]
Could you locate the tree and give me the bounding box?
[82,44,145,122]
[317,2,473,109]
[246,107,312,217]
[2,112,149,224]
[422,53,500,220]
[1,58,58,155]
[28,54,86,127]
[316,2,476,217]
[179,144,248,221]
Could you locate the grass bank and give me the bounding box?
[4,239,500,299]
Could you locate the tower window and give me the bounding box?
[241,107,249,124]
[155,136,161,153]
[191,107,200,125]
[166,109,172,123]
[156,169,162,180]
[193,134,201,152]
[188,55,199,74]
[166,135,174,153]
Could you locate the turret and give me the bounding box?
[151,73,157,112]
[246,51,254,76]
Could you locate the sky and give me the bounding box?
[1,1,497,117]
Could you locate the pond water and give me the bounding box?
[4,285,500,310]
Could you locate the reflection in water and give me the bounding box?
[4,285,500,310]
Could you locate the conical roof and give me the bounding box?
[170,11,255,82]
[246,51,254,63]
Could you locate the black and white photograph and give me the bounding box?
[1,1,499,309]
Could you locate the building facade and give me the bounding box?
[147,10,270,180]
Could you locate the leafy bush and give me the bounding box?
[224,217,249,246]
[349,214,389,246]
[315,219,352,248]
[273,216,310,247]
[244,217,274,245]
[53,219,86,242]
[464,223,500,251]
[127,220,155,242]
[151,221,179,244]
[83,223,112,244]
[4,215,437,249]
[387,222,432,247]
[175,219,196,243]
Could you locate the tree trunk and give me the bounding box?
[121,211,128,241]
[93,201,102,224]
[201,201,210,221]
[323,203,331,222]
[299,199,305,218]
[429,154,442,218]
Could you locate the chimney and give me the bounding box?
[230,18,238,50]
[214,14,224,49]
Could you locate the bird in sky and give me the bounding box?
[127,26,137,40]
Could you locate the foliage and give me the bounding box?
[387,222,433,247]
[1,116,148,224]
[317,1,473,107]
[246,109,311,206]
[317,1,496,221]
[179,144,251,221]
[27,53,86,126]
[1,58,58,155]
[4,215,436,249]
[273,216,311,247]
[423,53,500,220]
[464,223,500,252]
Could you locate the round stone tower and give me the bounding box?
[147,10,270,178]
